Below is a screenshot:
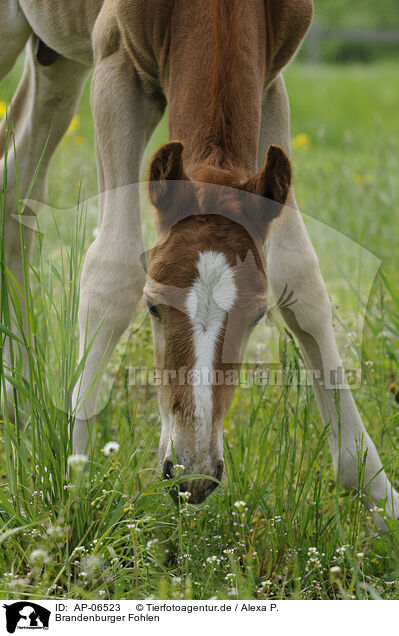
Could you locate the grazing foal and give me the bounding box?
[146,144,291,502]
[1,0,398,514]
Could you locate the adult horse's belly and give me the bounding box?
[18,0,105,66]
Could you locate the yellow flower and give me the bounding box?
[73,135,85,147]
[293,132,311,151]
[353,173,373,185]
[67,114,80,135]
[0,101,7,119]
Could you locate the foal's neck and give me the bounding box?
[166,0,266,175]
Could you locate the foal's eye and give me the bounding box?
[146,299,161,320]
[252,309,267,327]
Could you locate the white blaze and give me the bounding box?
[185,251,237,447]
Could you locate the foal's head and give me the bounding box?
[144,142,291,503]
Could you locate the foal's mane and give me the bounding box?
[204,0,244,168]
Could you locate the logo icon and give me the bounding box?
[3,603,51,634]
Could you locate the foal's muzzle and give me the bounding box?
[163,459,224,504]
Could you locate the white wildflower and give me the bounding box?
[336,544,351,557]
[146,538,159,550]
[67,454,88,468]
[9,577,30,590]
[29,549,50,566]
[305,546,322,572]
[72,546,86,554]
[370,505,384,514]
[47,525,63,539]
[171,576,182,586]
[82,555,102,576]
[103,441,120,456]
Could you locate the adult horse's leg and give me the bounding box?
[0,2,31,82]
[258,73,399,519]
[0,2,30,414]
[71,33,163,452]
[1,33,89,416]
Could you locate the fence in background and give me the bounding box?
[304,24,399,63]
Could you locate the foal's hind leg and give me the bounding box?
[71,34,163,452]
[259,74,399,520]
[1,36,89,415]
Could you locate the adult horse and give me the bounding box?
[1,0,398,513]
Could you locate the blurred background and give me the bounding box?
[302,0,399,64]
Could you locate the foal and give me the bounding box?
[1,0,398,514]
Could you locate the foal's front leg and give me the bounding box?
[71,43,163,452]
[260,75,399,519]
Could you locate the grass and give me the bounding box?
[0,59,399,600]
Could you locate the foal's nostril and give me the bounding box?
[163,460,174,480]
[201,461,224,501]
[164,459,223,503]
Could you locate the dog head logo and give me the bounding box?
[3,603,50,634]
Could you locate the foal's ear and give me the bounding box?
[240,145,291,242]
[149,141,195,232]
[243,144,292,204]
[148,141,189,208]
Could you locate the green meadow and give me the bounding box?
[1,59,399,600]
